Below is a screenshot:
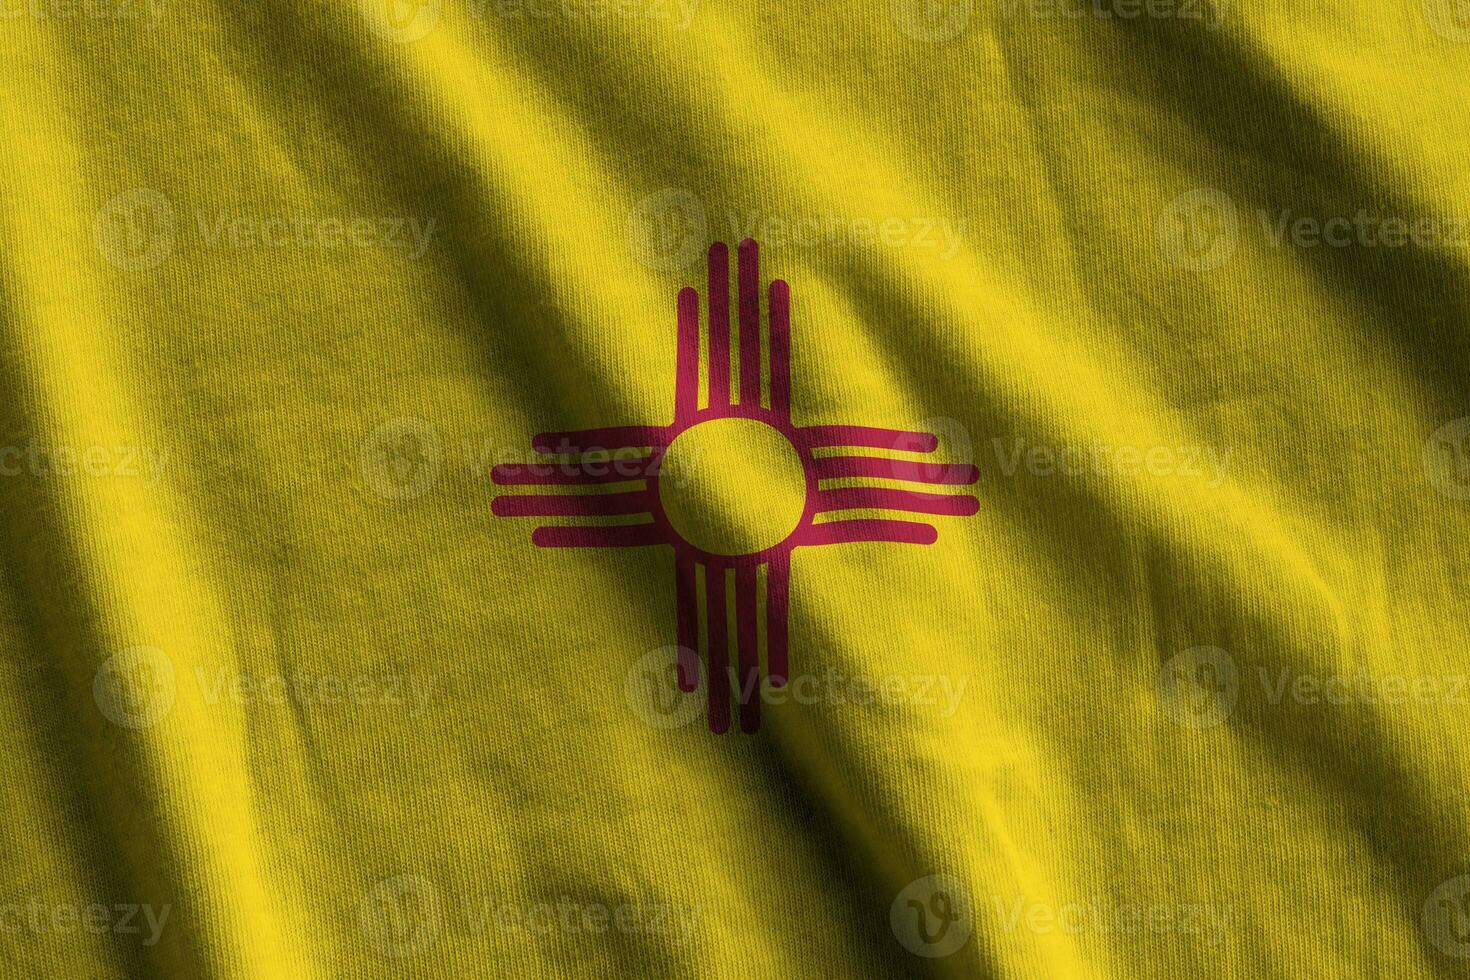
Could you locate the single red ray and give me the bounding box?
[813,487,980,517]
[735,564,760,733]
[675,554,699,692]
[738,239,761,406]
[706,562,730,734]
[530,524,664,548]
[492,491,651,517]
[811,456,980,486]
[798,426,939,452]
[766,552,790,687]
[769,279,790,415]
[707,242,731,408]
[676,287,700,422]
[795,520,940,547]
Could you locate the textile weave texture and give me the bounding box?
[2,1,1469,977]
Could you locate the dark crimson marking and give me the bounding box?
[491,239,981,734]
[675,555,698,692]
[812,456,979,486]
[735,564,760,733]
[795,520,940,547]
[738,239,761,406]
[530,524,665,548]
[676,287,700,422]
[798,426,938,452]
[814,487,979,517]
[766,553,789,687]
[706,563,730,734]
[492,491,651,517]
[707,242,730,407]
[769,279,790,415]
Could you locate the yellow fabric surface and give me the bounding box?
[2,1,1470,976]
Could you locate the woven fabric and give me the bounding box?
[2,2,1469,976]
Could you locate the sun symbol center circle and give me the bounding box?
[657,417,808,557]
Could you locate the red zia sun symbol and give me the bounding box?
[492,239,978,733]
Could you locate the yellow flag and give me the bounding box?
[1,1,1469,976]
